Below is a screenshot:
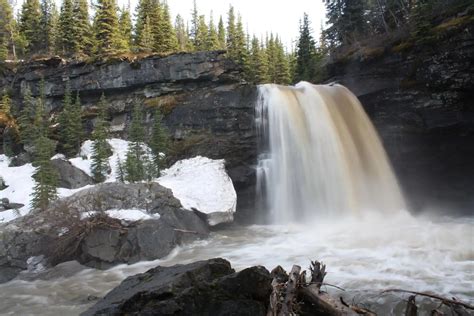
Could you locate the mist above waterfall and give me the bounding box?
[256,82,406,223]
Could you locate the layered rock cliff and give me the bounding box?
[1,51,258,219]
[325,21,474,214]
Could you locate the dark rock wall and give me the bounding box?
[1,51,258,219]
[326,23,474,215]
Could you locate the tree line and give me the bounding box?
[0,0,295,84]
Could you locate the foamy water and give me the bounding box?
[0,213,472,315]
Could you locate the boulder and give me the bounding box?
[51,158,94,189]
[82,258,272,316]
[0,182,210,282]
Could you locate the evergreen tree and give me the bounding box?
[18,86,36,147]
[134,0,152,48]
[90,94,110,182]
[148,108,168,175]
[73,0,93,55]
[119,5,133,50]
[58,0,75,54]
[1,93,15,157]
[226,5,236,56]
[194,15,208,51]
[294,13,317,83]
[0,0,15,60]
[190,0,199,48]
[124,100,145,182]
[248,36,269,84]
[115,156,124,182]
[228,14,249,73]
[217,16,226,50]
[94,0,123,55]
[175,14,190,51]
[206,13,220,50]
[19,0,42,54]
[38,0,57,54]
[156,2,178,52]
[59,82,83,157]
[31,134,58,211]
[138,15,154,52]
[274,37,291,84]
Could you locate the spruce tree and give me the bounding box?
[138,16,154,52]
[194,15,208,51]
[59,82,83,157]
[94,0,123,55]
[18,86,36,147]
[156,2,178,52]
[115,156,124,182]
[175,14,189,51]
[91,94,110,182]
[1,93,15,157]
[148,108,168,176]
[206,13,220,50]
[124,100,145,182]
[217,16,226,50]
[58,0,75,54]
[31,134,58,211]
[19,0,42,55]
[226,5,236,56]
[248,36,269,84]
[190,0,199,49]
[73,0,93,55]
[274,37,291,84]
[39,0,57,54]
[295,13,317,83]
[119,5,133,50]
[0,0,15,60]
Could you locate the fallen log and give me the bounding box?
[382,289,474,310]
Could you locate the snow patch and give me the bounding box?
[81,209,159,222]
[158,156,237,226]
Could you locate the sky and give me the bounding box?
[14,0,327,49]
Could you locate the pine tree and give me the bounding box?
[190,0,199,49]
[206,13,220,50]
[19,0,42,55]
[274,37,291,84]
[31,134,58,211]
[124,100,145,182]
[148,108,168,176]
[58,0,75,54]
[175,14,190,51]
[217,16,226,50]
[119,5,133,50]
[91,94,110,182]
[248,36,269,84]
[38,0,57,54]
[138,15,154,52]
[226,5,236,56]
[1,93,15,157]
[59,82,83,157]
[73,0,93,55]
[295,13,318,83]
[115,156,124,182]
[0,0,15,60]
[94,0,123,55]
[156,2,178,52]
[18,86,36,147]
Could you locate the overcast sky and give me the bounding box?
[14,0,327,49]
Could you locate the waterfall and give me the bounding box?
[256,82,406,223]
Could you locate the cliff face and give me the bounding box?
[325,22,474,214]
[1,51,258,219]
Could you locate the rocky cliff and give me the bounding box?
[1,51,258,220]
[325,21,474,214]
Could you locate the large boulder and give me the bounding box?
[82,258,272,316]
[0,182,210,282]
[51,158,94,189]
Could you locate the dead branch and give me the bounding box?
[405,295,418,316]
[281,265,301,315]
[382,289,474,310]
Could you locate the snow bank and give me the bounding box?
[158,156,237,226]
[81,209,159,222]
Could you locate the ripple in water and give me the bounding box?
[0,213,472,315]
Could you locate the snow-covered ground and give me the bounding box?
[159,157,237,226]
[0,139,237,225]
[81,209,160,222]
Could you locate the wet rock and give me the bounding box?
[82,258,272,316]
[324,22,474,214]
[0,182,210,282]
[51,158,94,189]
[9,152,31,167]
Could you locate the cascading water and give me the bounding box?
[256,82,406,223]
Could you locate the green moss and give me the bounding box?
[144,95,181,115]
